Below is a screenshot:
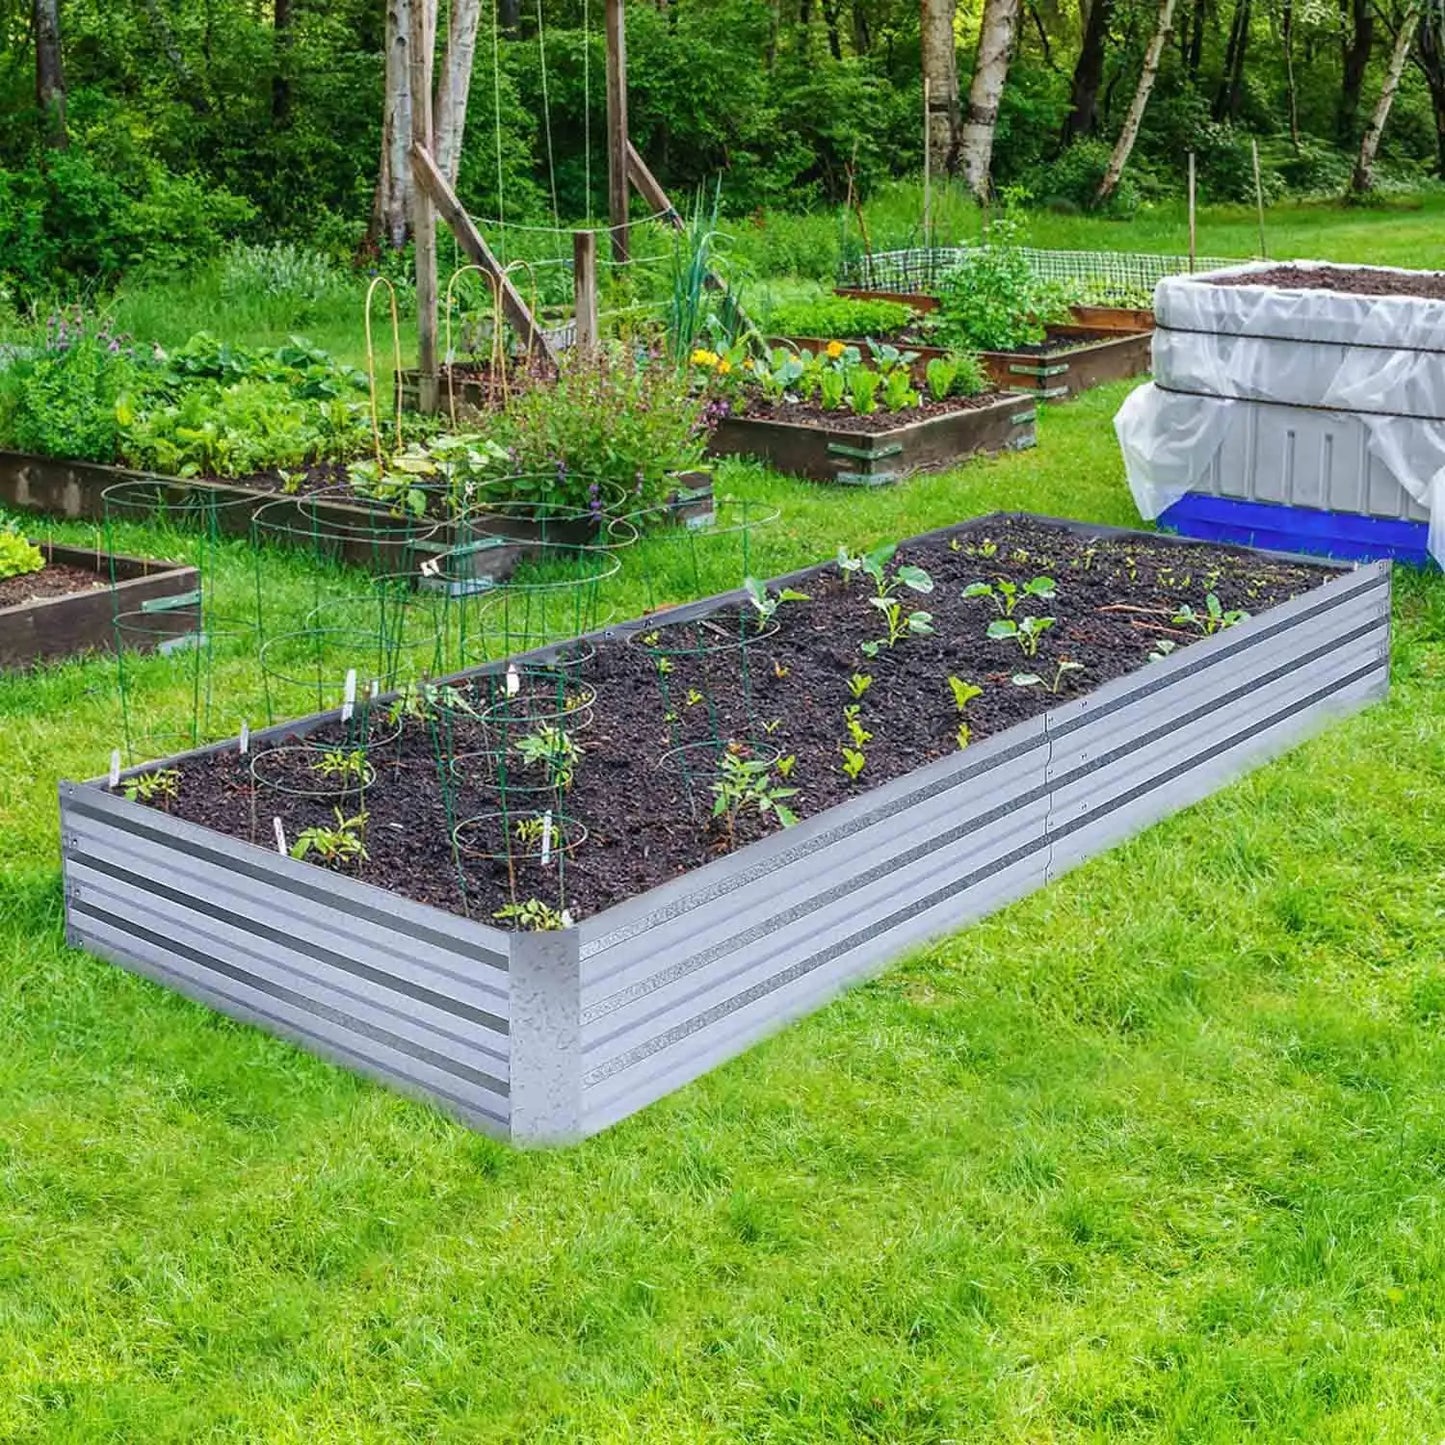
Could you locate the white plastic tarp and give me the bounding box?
[1115,260,1445,562]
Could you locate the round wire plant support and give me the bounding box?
[451,809,588,865]
[622,496,783,613]
[101,478,265,762]
[249,743,377,800]
[459,544,622,665]
[257,625,450,722]
[655,735,785,822]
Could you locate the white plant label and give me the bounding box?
[341,669,358,722]
[420,557,440,577]
[541,810,554,865]
[369,678,380,699]
[108,749,121,789]
[239,721,249,755]
[273,817,287,856]
[506,664,520,698]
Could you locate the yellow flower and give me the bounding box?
[691,348,719,367]
[825,340,845,359]
[716,359,733,375]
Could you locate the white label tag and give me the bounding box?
[109,749,121,789]
[341,669,357,722]
[239,721,249,755]
[540,809,554,865]
[273,817,287,855]
[369,678,380,699]
[505,664,520,698]
[420,557,440,577]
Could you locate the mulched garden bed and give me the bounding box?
[0,561,107,607]
[731,390,1006,434]
[1209,263,1445,300]
[127,518,1330,927]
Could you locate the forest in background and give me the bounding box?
[3,0,1444,300]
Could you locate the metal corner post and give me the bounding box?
[508,928,583,1144]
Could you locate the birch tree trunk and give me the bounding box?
[34,0,68,149]
[1096,0,1177,203]
[958,0,1021,199]
[434,0,483,188]
[1350,2,1423,194]
[920,0,962,176]
[371,0,415,249]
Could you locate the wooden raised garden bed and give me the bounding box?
[60,515,1391,1144]
[707,394,1035,484]
[833,290,1154,334]
[2,542,199,671]
[775,324,1150,404]
[0,451,714,581]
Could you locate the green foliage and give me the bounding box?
[0,310,147,463]
[489,353,706,511]
[1029,138,1141,218]
[924,352,990,401]
[710,747,799,835]
[219,243,349,311]
[767,295,914,339]
[935,210,1078,353]
[0,526,45,582]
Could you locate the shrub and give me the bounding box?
[1031,138,1142,218]
[933,210,1077,352]
[0,309,151,463]
[767,295,915,339]
[489,351,706,511]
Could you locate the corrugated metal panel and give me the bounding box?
[60,785,513,1136]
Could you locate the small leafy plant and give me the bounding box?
[987,615,1055,656]
[0,526,45,581]
[123,768,181,807]
[847,672,873,700]
[711,747,799,838]
[1012,659,1085,693]
[1173,593,1248,635]
[846,366,882,416]
[290,808,369,866]
[839,746,866,780]
[842,704,872,748]
[948,676,983,749]
[962,575,1056,616]
[868,596,935,650]
[311,748,368,785]
[515,724,581,790]
[493,898,568,931]
[743,576,810,631]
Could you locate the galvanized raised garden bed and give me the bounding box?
[707,394,1036,484]
[2,543,199,671]
[59,517,1391,1144]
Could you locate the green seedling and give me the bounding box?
[839,746,866,780]
[847,673,873,699]
[123,768,181,807]
[962,575,1056,616]
[290,808,368,866]
[711,747,798,838]
[1173,592,1248,635]
[1012,659,1085,694]
[870,596,934,648]
[743,576,810,631]
[493,898,568,931]
[312,747,368,784]
[515,724,581,791]
[843,704,872,748]
[987,615,1055,657]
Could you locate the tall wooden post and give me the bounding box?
[1251,138,1267,259]
[922,78,932,251]
[573,230,599,354]
[410,0,440,412]
[605,0,629,262]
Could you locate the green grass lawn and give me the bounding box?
[3,383,1445,1441]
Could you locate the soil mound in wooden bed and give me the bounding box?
[126,518,1332,927]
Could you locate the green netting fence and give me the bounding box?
[838,248,1248,305]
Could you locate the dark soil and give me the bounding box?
[736,390,1007,433]
[131,517,1332,929]
[1210,263,1445,301]
[0,561,105,607]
